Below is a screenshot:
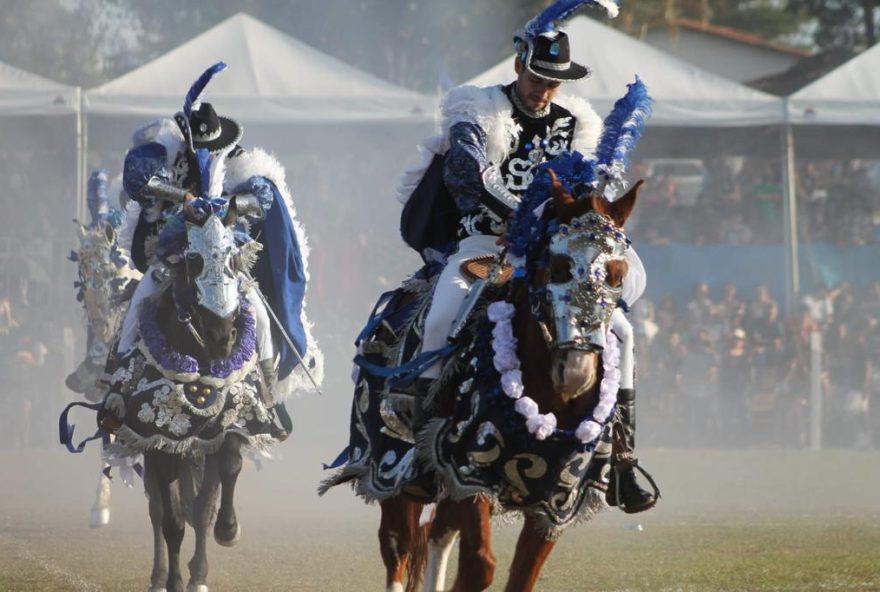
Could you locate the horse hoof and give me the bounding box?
[214,522,240,547]
[186,585,208,592]
[90,507,110,528]
[147,588,167,592]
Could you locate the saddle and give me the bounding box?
[460,255,513,285]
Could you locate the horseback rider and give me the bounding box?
[114,63,320,423]
[398,9,656,512]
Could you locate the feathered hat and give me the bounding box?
[175,62,242,155]
[514,0,620,82]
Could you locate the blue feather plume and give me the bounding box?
[183,62,227,117]
[594,76,653,192]
[195,148,212,197]
[524,0,619,38]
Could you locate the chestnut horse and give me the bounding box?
[379,171,641,592]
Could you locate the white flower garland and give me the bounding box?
[487,301,620,445]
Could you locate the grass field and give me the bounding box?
[1,446,878,591]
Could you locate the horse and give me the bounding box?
[65,215,141,527]
[322,163,642,591]
[99,200,279,592]
[412,172,641,592]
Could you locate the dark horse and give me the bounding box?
[100,201,278,592]
[323,165,641,592]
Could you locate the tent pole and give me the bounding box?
[75,87,85,223]
[780,101,800,314]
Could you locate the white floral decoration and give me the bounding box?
[487,300,620,444]
[137,403,156,424]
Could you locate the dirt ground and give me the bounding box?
[1,444,878,591]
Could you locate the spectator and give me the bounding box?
[747,284,781,344]
[718,328,751,445]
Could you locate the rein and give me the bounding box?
[173,263,207,349]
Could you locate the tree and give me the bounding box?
[612,0,808,45]
[785,0,878,49]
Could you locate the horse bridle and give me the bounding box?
[534,210,629,354]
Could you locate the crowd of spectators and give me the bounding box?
[626,158,880,246]
[634,281,880,449]
[0,296,70,448]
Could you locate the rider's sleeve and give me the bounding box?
[122,142,171,206]
[444,121,518,219]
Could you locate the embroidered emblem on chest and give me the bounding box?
[503,116,574,192]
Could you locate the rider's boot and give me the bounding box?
[606,388,658,513]
[259,358,288,442]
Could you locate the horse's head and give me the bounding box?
[74,218,132,342]
[537,170,641,399]
[173,201,243,361]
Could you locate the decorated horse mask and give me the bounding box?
[546,210,628,351]
[75,221,129,339]
[184,215,239,319]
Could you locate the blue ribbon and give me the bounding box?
[322,447,350,470]
[353,343,457,387]
[189,196,228,217]
[58,401,104,454]
[355,290,397,347]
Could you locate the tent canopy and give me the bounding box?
[85,13,433,123]
[467,16,784,128]
[0,60,78,115]
[788,43,880,126]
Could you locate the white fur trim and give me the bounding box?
[441,85,519,165]
[395,133,444,205]
[556,94,603,159]
[596,0,620,18]
[131,118,184,169]
[396,85,603,207]
[224,148,323,397]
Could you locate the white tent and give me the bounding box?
[0,61,81,310]
[788,43,880,126]
[778,44,880,309]
[467,15,784,128]
[84,12,432,123]
[82,14,433,337]
[0,60,79,116]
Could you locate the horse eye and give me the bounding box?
[604,261,626,288]
[549,254,574,283]
[186,253,204,276]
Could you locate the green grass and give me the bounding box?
[2,448,877,591]
[1,513,877,591]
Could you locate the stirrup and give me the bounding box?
[608,422,661,508]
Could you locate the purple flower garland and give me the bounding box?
[139,297,256,378]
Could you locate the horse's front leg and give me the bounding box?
[214,434,243,547]
[90,445,112,528]
[146,452,186,592]
[145,456,168,592]
[446,496,495,592]
[378,497,424,592]
[187,454,220,592]
[503,513,556,592]
[424,500,459,592]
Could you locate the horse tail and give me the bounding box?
[406,502,431,592]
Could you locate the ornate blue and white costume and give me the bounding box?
[118,118,322,398]
[398,83,647,380]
